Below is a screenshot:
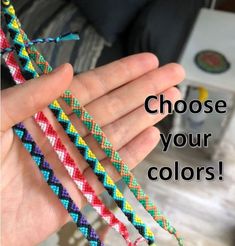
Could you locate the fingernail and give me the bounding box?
[51,64,66,74]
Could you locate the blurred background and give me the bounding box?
[1,0,235,245]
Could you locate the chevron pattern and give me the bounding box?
[19,32,154,243]
[2,1,156,244]
[2,1,37,80]
[35,113,131,244]
[13,122,102,246]
[62,92,183,245]
[49,100,155,245]
[23,33,53,75]
[0,29,25,84]
[19,24,155,246]
[17,19,182,245]
[0,29,131,245]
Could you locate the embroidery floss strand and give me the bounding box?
[0,32,79,55]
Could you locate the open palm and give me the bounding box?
[1,53,184,246]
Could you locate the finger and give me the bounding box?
[70,53,159,105]
[85,63,185,126]
[83,87,180,160]
[59,63,184,137]
[1,63,73,132]
[82,126,160,196]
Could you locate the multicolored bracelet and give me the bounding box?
[13,123,102,246]
[14,8,183,246]
[21,30,156,246]
[0,29,132,246]
[1,1,156,244]
[62,96,183,245]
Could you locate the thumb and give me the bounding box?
[1,63,73,132]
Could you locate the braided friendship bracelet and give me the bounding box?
[19,30,156,246]
[0,29,132,246]
[35,113,132,245]
[49,101,155,245]
[9,6,183,245]
[63,100,183,245]
[25,44,155,245]
[59,19,183,246]
[19,11,183,246]
[2,2,155,245]
[13,123,102,246]
[0,32,79,55]
[1,10,102,246]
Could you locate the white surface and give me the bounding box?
[180,8,235,92]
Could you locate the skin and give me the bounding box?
[1,53,185,246]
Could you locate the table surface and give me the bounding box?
[180,8,235,92]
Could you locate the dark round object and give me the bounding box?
[195,50,230,74]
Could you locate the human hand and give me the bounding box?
[1,53,185,245]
